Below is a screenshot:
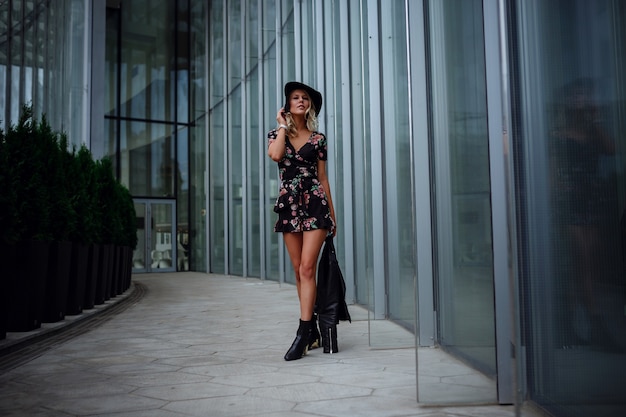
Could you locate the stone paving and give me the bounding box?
[0,272,545,417]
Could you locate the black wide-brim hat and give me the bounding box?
[284,81,323,115]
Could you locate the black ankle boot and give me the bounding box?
[319,314,338,354]
[284,319,313,361]
[308,314,321,350]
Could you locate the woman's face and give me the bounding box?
[288,89,311,116]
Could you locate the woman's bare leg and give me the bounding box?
[283,229,328,320]
[283,232,303,299]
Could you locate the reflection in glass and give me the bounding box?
[120,121,175,197]
[119,0,176,121]
[133,202,147,270]
[151,203,175,270]
[513,1,626,415]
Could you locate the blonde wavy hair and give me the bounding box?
[283,102,319,137]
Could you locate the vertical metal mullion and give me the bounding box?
[484,0,516,406]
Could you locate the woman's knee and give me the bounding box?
[299,261,316,280]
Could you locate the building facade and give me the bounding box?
[2,1,625,415]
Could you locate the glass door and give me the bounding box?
[133,199,176,273]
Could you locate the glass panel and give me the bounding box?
[0,2,8,131]
[67,0,87,148]
[120,0,175,121]
[512,1,626,416]
[228,0,243,276]
[176,126,189,271]
[176,0,189,124]
[133,202,147,271]
[34,2,45,119]
[9,0,21,124]
[189,0,207,273]
[190,115,207,272]
[210,103,226,274]
[105,7,120,117]
[104,117,118,165]
[22,0,34,106]
[373,0,416,348]
[423,0,497,404]
[351,0,373,309]
[263,0,279,281]
[229,85,243,276]
[280,2,295,81]
[120,120,175,197]
[209,0,225,274]
[247,72,261,277]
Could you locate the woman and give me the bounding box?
[550,78,615,345]
[267,81,336,361]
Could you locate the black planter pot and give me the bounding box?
[103,244,114,302]
[0,243,17,340]
[66,243,89,315]
[7,240,50,332]
[115,246,125,295]
[109,245,120,299]
[123,246,133,292]
[95,244,110,305]
[83,243,100,309]
[42,240,72,323]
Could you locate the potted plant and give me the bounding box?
[2,106,52,332]
[76,146,101,310]
[41,128,74,323]
[0,123,11,339]
[94,158,119,304]
[120,184,138,292]
[66,145,93,315]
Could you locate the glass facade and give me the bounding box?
[2,1,626,415]
[1,0,90,148]
[104,0,206,273]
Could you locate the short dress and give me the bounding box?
[552,137,604,226]
[268,128,335,233]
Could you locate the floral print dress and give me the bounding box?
[268,129,335,233]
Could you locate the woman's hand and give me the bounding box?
[276,108,287,126]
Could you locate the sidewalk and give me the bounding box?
[0,273,542,417]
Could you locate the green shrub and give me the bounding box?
[0,106,137,249]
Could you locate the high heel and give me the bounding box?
[319,314,338,354]
[308,313,321,350]
[284,319,313,361]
